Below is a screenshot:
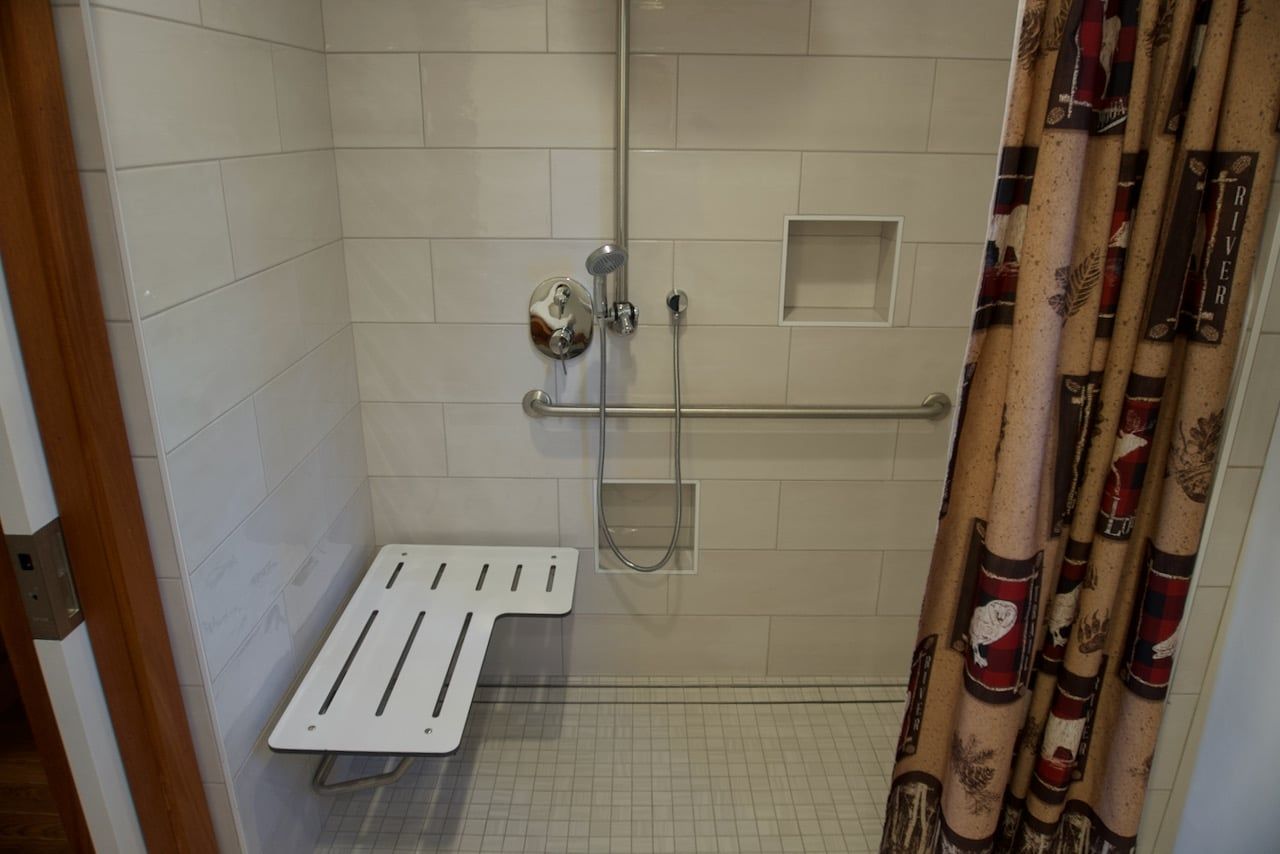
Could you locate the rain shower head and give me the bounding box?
[585,243,628,277]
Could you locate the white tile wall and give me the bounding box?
[73,5,375,851]
[327,0,1010,684]
[808,0,1019,59]
[220,151,342,277]
[91,9,281,167]
[676,56,935,151]
[336,148,551,238]
[321,0,547,52]
[115,162,235,316]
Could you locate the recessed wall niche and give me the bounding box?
[779,215,904,326]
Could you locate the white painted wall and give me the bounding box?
[1173,406,1280,851]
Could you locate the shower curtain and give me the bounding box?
[880,1,1280,851]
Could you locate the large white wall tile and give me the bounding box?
[233,744,326,854]
[632,151,801,241]
[220,151,342,277]
[554,150,803,242]
[562,325,792,406]
[91,9,280,167]
[143,257,305,450]
[669,550,880,616]
[193,407,366,678]
[344,239,434,322]
[116,162,235,316]
[786,327,969,404]
[191,493,297,679]
[416,53,675,149]
[1170,588,1228,696]
[633,0,810,54]
[678,56,933,152]
[355,323,546,403]
[87,0,201,24]
[295,242,353,351]
[1148,693,1197,790]
[809,0,1019,59]
[321,0,547,51]
[1229,333,1280,466]
[337,149,551,238]
[671,241,781,327]
[699,480,780,550]
[422,53,609,148]
[166,399,267,569]
[433,239,603,324]
[909,244,982,327]
[443,404,673,479]
[200,0,324,49]
[680,419,897,481]
[371,477,559,546]
[572,552,669,614]
[283,483,375,657]
[212,600,297,775]
[327,54,423,148]
[355,322,550,407]
[480,617,565,677]
[1198,467,1261,587]
[79,173,128,321]
[253,329,360,489]
[877,550,931,615]
[800,153,996,244]
[272,47,333,152]
[928,60,1010,154]
[894,415,957,481]
[564,615,769,675]
[777,481,943,550]
[767,616,917,675]
[361,403,448,477]
[550,150,612,239]
[548,0,810,54]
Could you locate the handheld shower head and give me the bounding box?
[585,243,628,277]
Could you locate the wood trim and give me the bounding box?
[0,519,93,852]
[0,2,216,851]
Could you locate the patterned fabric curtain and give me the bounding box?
[881,1,1280,851]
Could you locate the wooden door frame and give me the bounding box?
[0,2,216,851]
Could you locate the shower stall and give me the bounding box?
[30,0,1280,852]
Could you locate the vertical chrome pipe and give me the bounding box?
[614,0,629,303]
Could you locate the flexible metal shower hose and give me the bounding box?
[595,313,684,573]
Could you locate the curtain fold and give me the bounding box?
[881,1,1280,851]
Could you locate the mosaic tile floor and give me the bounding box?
[314,678,904,854]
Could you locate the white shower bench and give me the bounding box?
[268,544,576,793]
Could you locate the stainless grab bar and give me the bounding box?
[522,389,952,421]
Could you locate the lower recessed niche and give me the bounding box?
[594,480,698,574]
[779,215,904,326]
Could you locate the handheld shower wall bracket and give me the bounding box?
[585,243,637,337]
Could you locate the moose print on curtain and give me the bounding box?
[881,0,1280,852]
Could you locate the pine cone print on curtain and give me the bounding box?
[881,0,1280,851]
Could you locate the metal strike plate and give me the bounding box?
[6,518,82,640]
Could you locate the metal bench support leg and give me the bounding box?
[311,753,416,795]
